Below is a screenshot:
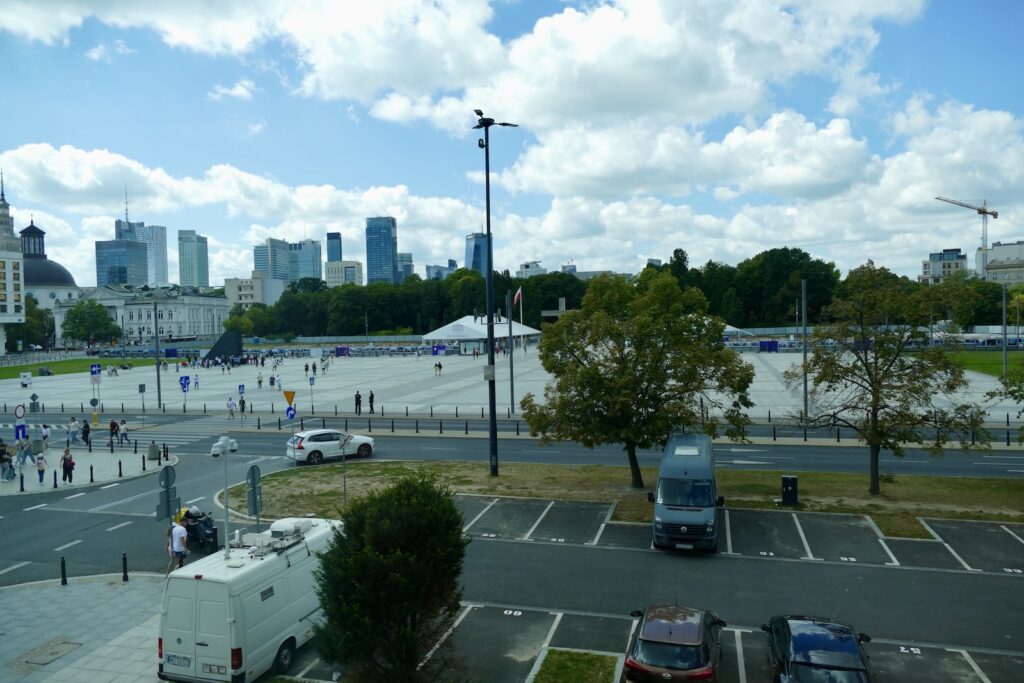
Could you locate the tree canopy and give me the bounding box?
[785,262,989,495]
[314,474,468,682]
[521,271,754,488]
[61,299,121,346]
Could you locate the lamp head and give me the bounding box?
[474,109,484,117]
[478,139,486,149]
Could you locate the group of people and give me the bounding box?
[353,390,375,415]
[0,436,76,486]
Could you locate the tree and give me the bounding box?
[314,474,468,681]
[785,262,988,496]
[61,300,120,346]
[288,277,328,295]
[521,272,754,488]
[6,295,53,352]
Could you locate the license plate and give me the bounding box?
[675,543,693,549]
[166,654,192,667]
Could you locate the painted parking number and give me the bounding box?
[899,646,922,655]
[548,538,566,543]
[760,551,775,556]
[1004,568,1023,574]
[840,556,858,562]
[503,610,523,617]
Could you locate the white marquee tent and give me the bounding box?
[422,315,541,343]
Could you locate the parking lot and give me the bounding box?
[279,495,1024,682]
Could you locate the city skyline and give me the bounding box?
[0,2,1021,288]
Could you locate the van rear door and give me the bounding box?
[162,578,198,678]
[195,581,232,680]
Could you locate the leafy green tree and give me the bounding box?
[223,314,253,335]
[521,272,754,488]
[6,295,53,352]
[314,475,468,682]
[288,277,328,294]
[785,262,988,495]
[61,300,121,346]
[734,248,839,325]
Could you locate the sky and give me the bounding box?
[0,0,1022,288]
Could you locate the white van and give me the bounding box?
[158,517,340,682]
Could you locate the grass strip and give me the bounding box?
[227,461,1024,540]
[953,349,1024,377]
[0,357,156,379]
[534,650,618,683]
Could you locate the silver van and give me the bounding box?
[648,434,724,552]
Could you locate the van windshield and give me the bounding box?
[657,478,714,508]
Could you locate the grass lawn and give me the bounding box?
[954,349,1024,377]
[534,650,618,683]
[0,357,156,380]
[227,460,1024,540]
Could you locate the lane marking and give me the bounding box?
[734,630,748,683]
[1001,525,1024,546]
[64,492,86,500]
[918,519,981,572]
[791,513,820,560]
[522,501,555,540]
[947,649,992,683]
[105,521,133,532]
[724,510,735,555]
[90,488,159,512]
[100,483,119,490]
[53,540,82,551]
[296,657,320,679]
[184,497,205,505]
[878,539,900,566]
[462,498,498,532]
[0,561,30,576]
[24,504,47,511]
[419,604,473,669]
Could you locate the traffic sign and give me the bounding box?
[309,376,315,386]
[29,393,38,402]
[238,384,245,395]
[283,390,296,406]
[91,375,100,385]
[158,465,176,489]
[285,406,296,420]
[138,384,145,394]
[90,364,101,376]
[14,423,27,441]
[14,404,25,419]
[179,376,190,393]
[89,398,99,407]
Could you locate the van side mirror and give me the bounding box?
[630,609,643,618]
[858,633,871,643]
[647,492,654,503]
[716,496,725,507]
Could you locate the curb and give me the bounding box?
[0,455,179,498]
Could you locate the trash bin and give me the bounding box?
[147,442,161,461]
[782,475,799,506]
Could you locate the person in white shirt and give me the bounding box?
[168,521,189,573]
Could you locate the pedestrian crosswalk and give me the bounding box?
[13,416,242,452]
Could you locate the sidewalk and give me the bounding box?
[0,440,175,497]
[0,573,163,682]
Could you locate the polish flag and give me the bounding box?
[513,287,522,307]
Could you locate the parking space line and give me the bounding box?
[588,502,617,545]
[919,519,981,572]
[724,509,735,554]
[296,657,320,679]
[734,630,747,683]
[541,612,563,648]
[53,540,81,552]
[462,498,498,532]
[1002,525,1024,546]
[105,521,132,532]
[947,649,992,683]
[419,604,473,670]
[862,514,885,538]
[522,501,555,540]
[878,539,900,566]
[791,513,821,560]
[0,561,30,576]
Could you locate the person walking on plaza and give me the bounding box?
[269,374,275,388]
[17,438,35,468]
[60,448,74,485]
[193,374,199,390]
[36,452,47,486]
[81,421,91,448]
[368,391,375,414]
[108,418,119,447]
[227,397,237,419]
[68,416,80,445]
[0,441,14,482]
[119,419,129,445]
[40,424,50,452]
[239,396,246,415]
[354,391,362,416]
[304,363,309,377]
[257,372,263,389]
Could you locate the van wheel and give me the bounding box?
[306,451,324,465]
[274,640,295,674]
[357,444,372,458]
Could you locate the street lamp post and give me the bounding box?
[212,436,238,559]
[474,109,518,477]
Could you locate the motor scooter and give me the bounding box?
[184,511,218,553]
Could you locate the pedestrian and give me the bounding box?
[68,416,80,445]
[81,421,91,448]
[312,362,317,376]
[17,438,35,467]
[369,391,375,414]
[60,447,74,485]
[194,374,199,390]
[258,372,263,389]
[354,391,362,416]
[168,520,189,573]
[433,361,439,376]
[437,361,443,375]
[119,419,129,445]
[36,451,47,486]
[304,363,309,376]
[0,444,14,482]
[239,396,246,414]
[269,374,275,388]
[227,397,237,419]
[108,418,119,447]
[40,424,50,452]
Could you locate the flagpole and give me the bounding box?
[520,290,525,356]
[507,289,515,414]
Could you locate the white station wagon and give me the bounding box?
[285,429,374,465]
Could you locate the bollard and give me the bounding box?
[345,418,348,430]
[164,443,168,460]
[516,420,520,436]
[406,406,409,417]
[481,407,484,419]
[122,553,128,582]
[322,418,326,429]
[88,439,92,453]
[42,403,45,413]
[162,404,165,413]
[768,410,772,423]
[101,403,105,412]
[118,460,123,477]
[1007,429,1011,446]
[19,472,24,492]
[53,470,58,488]
[1008,413,1011,427]
[456,406,459,418]
[300,418,304,430]
[465,420,468,435]
[772,426,776,441]
[61,556,68,586]
[89,465,94,483]
[183,403,186,414]
[278,418,281,430]
[121,402,124,413]
[381,406,384,416]
[804,427,808,442]
[416,419,419,434]
[257,417,261,430]
[430,406,433,417]
[142,455,146,471]
[204,404,207,414]
[271,403,275,414]
[507,407,510,419]
[439,420,443,434]
[836,428,840,442]
[110,439,114,454]
[334,405,338,416]
[134,440,138,454]
[972,429,976,445]
[80,402,83,412]
[61,403,64,413]
[391,419,394,433]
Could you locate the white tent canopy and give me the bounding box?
[422,315,541,342]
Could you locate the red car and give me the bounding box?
[621,605,726,681]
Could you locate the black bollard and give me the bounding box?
[1007,429,1011,446]
[300,418,304,430]
[481,407,484,419]
[507,407,510,419]
[416,419,419,434]
[88,439,92,453]
[322,418,326,429]
[42,403,45,413]
[334,404,337,416]
[381,406,384,416]
[101,403,104,412]
[257,417,261,430]
[465,420,468,435]
[134,440,138,454]
[1008,413,1011,427]
[53,470,58,488]
[164,444,168,461]
[162,404,165,413]
[118,460,123,477]
[768,410,772,423]
[61,556,68,586]
[271,403,275,414]
[122,553,128,582]
[62,403,64,413]
[110,439,114,454]
[391,419,394,433]
[516,420,520,436]
[439,420,443,434]
[121,402,124,413]
[80,402,83,412]
[772,426,776,441]
[311,403,315,416]
[278,417,281,430]
[406,406,409,417]
[183,403,186,414]
[204,404,207,414]
[456,406,459,418]
[345,418,348,430]
[142,455,146,471]
[836,428,840,443]
[89,465,94,483]
[430,406,433,417]
[19,472,24,492]
[804,427,808,442]
[368,420,372,433]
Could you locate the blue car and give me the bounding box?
[762,615,873,683]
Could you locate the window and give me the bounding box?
[12,262,18,270]
[14,304,21,313]
[48,291,56,299]
[158,310,163,319]
[12,272,19,282]
[0,305,5,313]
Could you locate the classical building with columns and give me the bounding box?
[0,172,26,353]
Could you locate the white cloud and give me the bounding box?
[83,39,134,62]
[207,79,256,101]
[246,121,266,136]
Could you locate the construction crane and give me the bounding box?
[935,196,998,281]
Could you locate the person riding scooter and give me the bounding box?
[182,505,218,552]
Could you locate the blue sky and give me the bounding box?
[0,1,1021,287]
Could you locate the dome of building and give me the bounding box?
[20,220,78,287]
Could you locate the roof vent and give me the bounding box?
[673,446,700,456]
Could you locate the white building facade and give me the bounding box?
[325,260,363,287]
[225,270,288,310]
[0,173,25,353]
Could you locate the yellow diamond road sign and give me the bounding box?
[283,390,296,407]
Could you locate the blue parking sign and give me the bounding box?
[238,384,245,395]
[90,364,101,376]
[14,423,27,441]
[179,376,190,392]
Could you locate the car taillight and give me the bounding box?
[687,664,716,680]
[231,647,243,670]
[623,657,648,672]
[158,637,163,659]
[294,438,304,450]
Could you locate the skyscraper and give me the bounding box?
[397,252,414,282]
[96,240,148,286]
[178,230,210,287]
[326,232,342,262]
[289,239,323,281]
[465,232,488,277]
[426,259,458,281]
[114,219,167,284]
[365,217,398,284]
[253,238,290,281]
